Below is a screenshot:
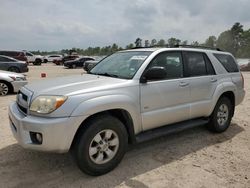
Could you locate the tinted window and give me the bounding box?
[213,53,239,72]
[149,52,183,79]
[0,56,14,62]
[26,52,33,56]
[185,52,207,76]
[204,54,215,75]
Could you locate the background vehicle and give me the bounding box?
[0,70,27,96]
[64,57,95,68]
[83,57,105,71]
[83,60,99,71]
[0,55,28,73]
[24,51,43,65]
[0,50,28,63]
[9,46,245,176]
[43,54,63,63]
[53,55,79,65]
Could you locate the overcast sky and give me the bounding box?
[0,0,250,51]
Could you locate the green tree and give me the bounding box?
[216,30,234,53]
[157,39,166,46]
[144,40,150,47]
[135,38,142,47]
[168,38,181,47]
[151,39,157,46]
[204,36,217,47]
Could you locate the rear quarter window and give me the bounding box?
[213,53,239,72]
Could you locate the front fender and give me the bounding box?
[70,95,142,134]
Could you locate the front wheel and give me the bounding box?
[72,115,128,176]
[0,82,10,96]
[207,97,233,133]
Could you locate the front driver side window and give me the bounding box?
[148,52,183,79]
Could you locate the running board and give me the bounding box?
[135,118,209,143]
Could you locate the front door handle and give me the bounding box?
[210,78,217,83]
[179,82,189,87]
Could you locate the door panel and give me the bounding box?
[140,79,190,131]
[140,51,190,131]
[188,76,218,118]
[183,51,218,118]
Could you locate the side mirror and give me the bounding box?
[140,66,167,83]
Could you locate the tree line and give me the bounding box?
[32,22,250,58]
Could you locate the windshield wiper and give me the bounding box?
[95,72,119,78]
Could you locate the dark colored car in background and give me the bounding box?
[83,60,100,72]
[0,50,28,64]
[53,55,80,65]
[64,57,94,68]
[0,55,29,73]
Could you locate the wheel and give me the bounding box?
[34,59,42,65]
[43,59,48,63]
[207,97,233,133]
[72,115,128,176]
[8,66,20,73]
[0,82,10,96]
[72,64,77,69]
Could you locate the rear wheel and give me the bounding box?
[72,115,128,176]
[8,66,20,73]
[207,97,233,133]
[0,82,10,96]
[43,59,48,63]
[33,59,42,65]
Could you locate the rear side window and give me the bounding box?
[213,53,239,72]
[184,52,207,76]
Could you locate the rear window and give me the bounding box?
[213,53,239,72]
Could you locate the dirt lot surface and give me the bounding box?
[0,64,249,188]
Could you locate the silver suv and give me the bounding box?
[8,47,245,175]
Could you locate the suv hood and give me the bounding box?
[25,74,132,97]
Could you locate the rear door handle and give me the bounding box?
[179,82,189,87]
[210,78,217,83]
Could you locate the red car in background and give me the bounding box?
[0,51,28,64]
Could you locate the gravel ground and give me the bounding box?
[0,64,249,188]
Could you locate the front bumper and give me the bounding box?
[8,102,86,153]
[11,81,28,93]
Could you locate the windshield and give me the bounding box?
[90,51,152,79]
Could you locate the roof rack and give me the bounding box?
[173,44,222,51]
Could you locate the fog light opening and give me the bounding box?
[30,132,43,145]
[36,133,43,143]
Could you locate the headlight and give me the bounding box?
[30,96,67,114]
[9,76,26,81]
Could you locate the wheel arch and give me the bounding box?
[70,109,136,151]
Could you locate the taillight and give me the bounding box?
[241,72,244,88]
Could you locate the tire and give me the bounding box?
[207,97,233,133]
[0,81,10,96]
[72,64,77,69]
[72,115,128,176]
[8,66,20,73]
[34,59,42,65]
[44,59,48,63]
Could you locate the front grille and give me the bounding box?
[16,88,32,115]
[17,103,27,114]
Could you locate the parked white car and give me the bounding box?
[43,55,63,63]
[0,70,27,95]
[25,51,43,65]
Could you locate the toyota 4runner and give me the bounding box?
[8,46,245,176]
